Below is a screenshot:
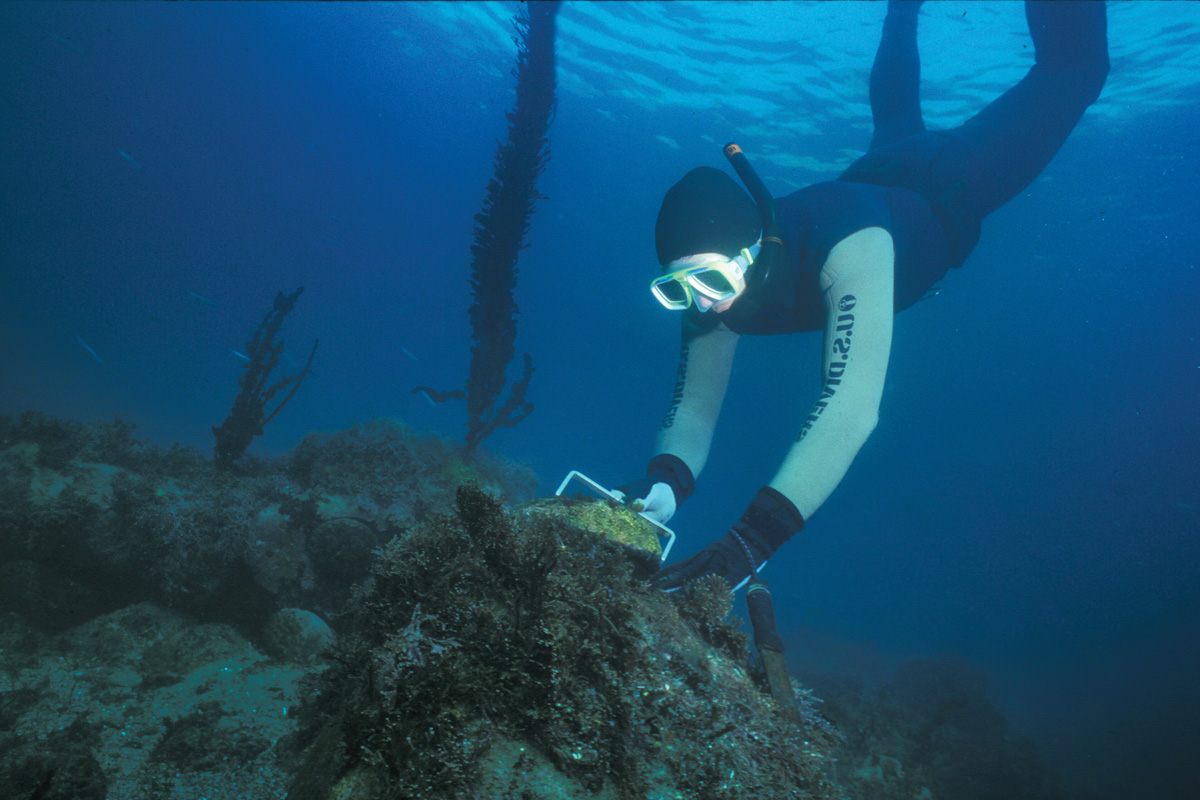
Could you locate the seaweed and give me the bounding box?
[212,287,317,468]
[422,2,561,455]
[287,487,837,800]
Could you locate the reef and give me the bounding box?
[285,489,839,800]
[0,411,1062,799]
[0,412,534,633]
[0,602,297,800]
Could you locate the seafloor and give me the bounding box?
[0,413,1060,799]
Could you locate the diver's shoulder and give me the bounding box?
[779,179,885,203]
[777,180,891,219]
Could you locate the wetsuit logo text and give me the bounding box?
[661,340,690,429]
[797,295,856,441]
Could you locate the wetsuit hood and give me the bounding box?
[655,167,761,266]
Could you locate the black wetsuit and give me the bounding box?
[651,0,1109,538]
[719,0,1109,337]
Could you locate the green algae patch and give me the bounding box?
[521,497,663,574]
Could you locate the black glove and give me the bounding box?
[653,487,805,593]
[616,453,695,508]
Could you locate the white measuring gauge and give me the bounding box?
[554,470,676,562]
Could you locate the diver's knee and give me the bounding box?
[1027,0,1108,68]
[1071,47,1110,107]
[1027,0,1108,104]
[1081,54,1110,105]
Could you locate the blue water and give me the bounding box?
[2,2,1197,797]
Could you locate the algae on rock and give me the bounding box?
[0,414,536,635]
[0,412,1063,800]
[287,486,840,800]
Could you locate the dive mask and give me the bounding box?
[651,243,759,311]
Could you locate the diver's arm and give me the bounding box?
[651,320,740,496]
[768,227,895,519]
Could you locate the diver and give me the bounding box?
[617,1,1109,592]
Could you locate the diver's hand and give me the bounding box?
[614,453,695,524]
[652,487,805,593]
[613,479,677,525]
[652,532,760,593]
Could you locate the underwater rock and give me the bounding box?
[262,607,335,664]
[0,559,96,631]
[150,700,270,773]
[0,600,311,800]
[287,418,537,519]
[247,502,317,599]
[0,412,1062,798]
[0,413,536,634]
[811,658,1064,800]
[519,496,665,576]
[0,412,203,483]
[0,720,108,800]
[287,485,839,800]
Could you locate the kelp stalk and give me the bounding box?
[462,1,561,454]
[213,287,317,468]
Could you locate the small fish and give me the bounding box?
[117,149,138,166]
[187,290,215,306]
[400,346,418,363]
[231,349,251,363]
[75,336,103,364]
[413,386,463,407]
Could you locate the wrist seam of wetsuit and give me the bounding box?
[729,529,761,575]
[745,486,806,551]
[647,453,695,503]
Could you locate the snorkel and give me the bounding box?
[721,142,781,321]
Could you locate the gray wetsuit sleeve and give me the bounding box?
[653,322,739,481]
[769,228,895,520]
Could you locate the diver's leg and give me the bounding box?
[951,0,1109,216]
[868,0,926,151]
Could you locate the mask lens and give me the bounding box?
[688,266,736,299]
[652,276,691,309]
